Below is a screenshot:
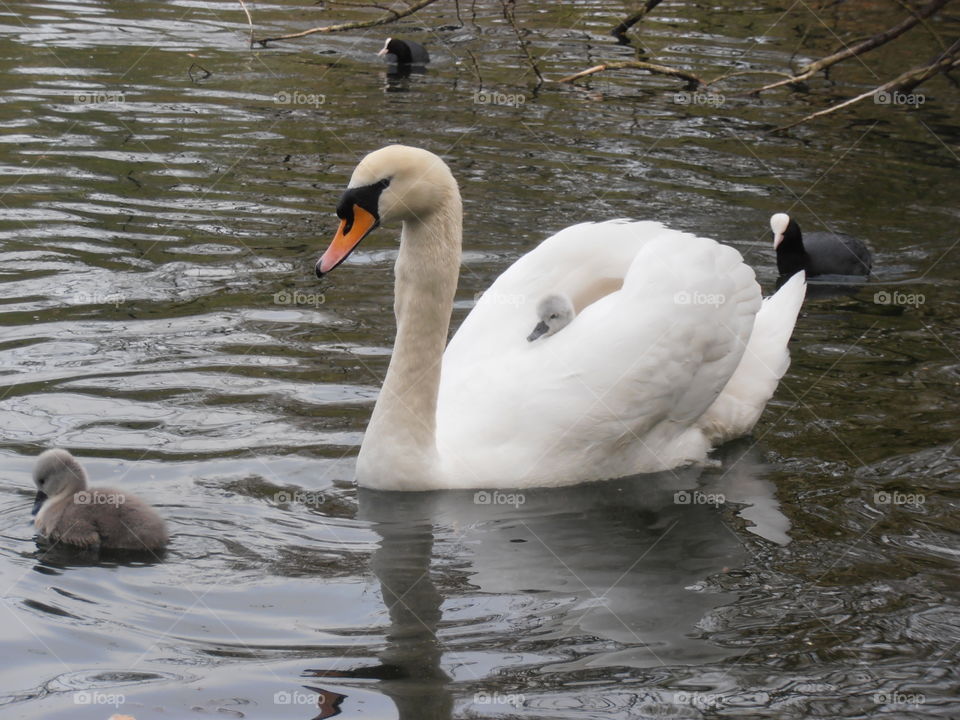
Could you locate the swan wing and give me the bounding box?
[699,271,806,444]
[437,227,763,488]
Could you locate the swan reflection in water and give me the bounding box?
[303,442,788,719]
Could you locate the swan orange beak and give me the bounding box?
[316,204,379,277]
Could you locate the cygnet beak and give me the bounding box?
[527,321,549,342]
[32,490,47,516]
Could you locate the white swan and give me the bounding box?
[316,146,806,491]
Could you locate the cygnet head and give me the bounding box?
[32,449,88,516]
[528,294,575,342]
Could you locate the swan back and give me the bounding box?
[446,219,666,372]
[437,225,766,487]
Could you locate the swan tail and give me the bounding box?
[699,271,806,444]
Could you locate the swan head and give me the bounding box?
[32,449,88,516]
[527,294,575,342]
[316,145,457,276]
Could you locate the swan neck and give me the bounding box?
[359,200,462,488]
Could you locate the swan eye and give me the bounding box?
[336,178,390,230]
[549,313,559,319]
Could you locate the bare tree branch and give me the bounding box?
[775,39,960,131]
[255,0,442,46]
[748,0,952,95]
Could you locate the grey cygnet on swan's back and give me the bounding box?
[31,449,169,552]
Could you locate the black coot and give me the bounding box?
[378,38,430,66]
[771,212,872,278]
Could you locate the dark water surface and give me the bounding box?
[0,1,958,718]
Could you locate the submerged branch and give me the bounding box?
[501,0,543,86]
[611,0,666,40]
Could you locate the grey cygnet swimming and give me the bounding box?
[32,448,169,552]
